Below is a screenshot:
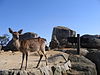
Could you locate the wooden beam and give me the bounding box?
[77,34,80,55]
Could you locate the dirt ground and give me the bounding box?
[0,50,65,70]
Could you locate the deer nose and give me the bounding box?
[16,37,19,39]
[16,36,19,39]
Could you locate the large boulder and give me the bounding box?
[19,32,38,40]
[3,32,39,51]
[49,26,76,49]
[53,49,97,75]
[85,49,100,75]
[68,54,97,75]
[81,34,100,48]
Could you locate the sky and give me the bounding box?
[0,0,100,42]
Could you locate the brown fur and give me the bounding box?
[9,28,48,70]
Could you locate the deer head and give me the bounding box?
[9,28,23,40]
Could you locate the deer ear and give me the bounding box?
[18,29,23,34]
[9,28,13,33]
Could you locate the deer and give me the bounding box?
[8,28,48,70]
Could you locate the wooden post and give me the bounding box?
[77,34,80,55]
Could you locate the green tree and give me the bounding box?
[0,34,10,46]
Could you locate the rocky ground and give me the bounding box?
[0,48,97,75]
[0,50,65,70]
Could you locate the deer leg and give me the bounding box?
[41,50,48,66]
[36,54,43,68]
[43,54,48,66]
[25,51,28,70]
[20,53,25,70]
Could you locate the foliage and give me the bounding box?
[0,34,10,46]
